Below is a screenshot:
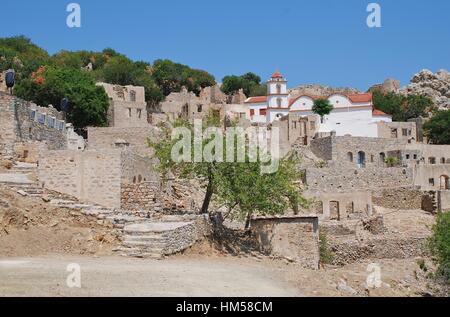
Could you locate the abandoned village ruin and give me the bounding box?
[1,69,449,270]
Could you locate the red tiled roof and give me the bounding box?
[347,93,373,103]
[245,96,267,104]
[271,71,283,79]
[373,109,391,117]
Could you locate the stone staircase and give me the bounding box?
[0,162,43,197]
[1,161,205,260]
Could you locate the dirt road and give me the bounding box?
[0,255,301,297]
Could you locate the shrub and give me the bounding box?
[384,156,399,167]
[319,231,333,265]
[429,212,450,283]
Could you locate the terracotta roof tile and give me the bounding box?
[245,96,267,104]
[373,109,391,117]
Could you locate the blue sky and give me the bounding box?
[1,0,450,90]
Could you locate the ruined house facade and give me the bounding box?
[304,135,450,220]
[0,92,84,163]
[97,82,148,128]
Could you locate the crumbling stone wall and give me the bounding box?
[97,82,148,128]
[377,121,417,141]
[0,93,68,158]
[310,136,334,161]
[306,166,414,192]
[305,190,373,220]
[121,181,162,211]
[371,187,423,210]
[250,216,320,269]
[87,127,157,157]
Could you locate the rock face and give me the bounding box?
[401,69,450,110]
[289,84,360,98]
[368,79,401,94]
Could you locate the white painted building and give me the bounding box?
[244,71,392,138]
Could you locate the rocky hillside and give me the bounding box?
[289,84,360,98]
[401,69,450,110]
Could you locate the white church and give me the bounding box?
[244,71,392,138]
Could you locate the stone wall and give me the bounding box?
[306,166,414,192]
[87,127,157,157]
[305,190,373,220]
[377,121,417,141]
[120,149,159,184]
[97,82,148,128]
[438,190,450,211]
[250,216,320,269]
[371,187,423,210]
[414,164,450,190]
[163,216,210,255]
[0,93,68,157]
[38,149,123,208]
[331,237,428,266]
[331,136,409,168]
[121,181,162,211]
[310,136,334,161]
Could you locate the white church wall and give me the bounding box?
[290,96,315,111]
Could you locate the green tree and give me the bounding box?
[221,72,265,97]
[149,112,307,226]
[423,110,450,145]
[404,94,434,120]
[151,59,215,96]
[0,35,50,80]
[15,66,109,130]
[312,98,334,123]
[429,212,450,283]
[215,152,307,228]
[373,91,433,122]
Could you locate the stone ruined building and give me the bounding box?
[96,82,148,128]
[0,92,84,164]
[157,84,248,124]
[302,135,450,221]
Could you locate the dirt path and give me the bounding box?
[0,255,302,297]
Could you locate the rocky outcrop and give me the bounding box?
[289,84,360,98]
[401,69,450,110]
[368,79,400,94]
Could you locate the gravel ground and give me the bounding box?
[0,255,302,297]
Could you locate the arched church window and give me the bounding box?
[277,98,282,107]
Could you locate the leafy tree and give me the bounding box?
[15,66,109,130]
[221,72,265,97]
[149,112,308,227]
[404,94,434,120]
[372,91,433,122]
[215,152,307,228]
[0,35,50,80]
[151,59,215,96]
[101,55,138,86]
[429,212,450,283]
[312,98,333,123]
[423,110,450,145]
